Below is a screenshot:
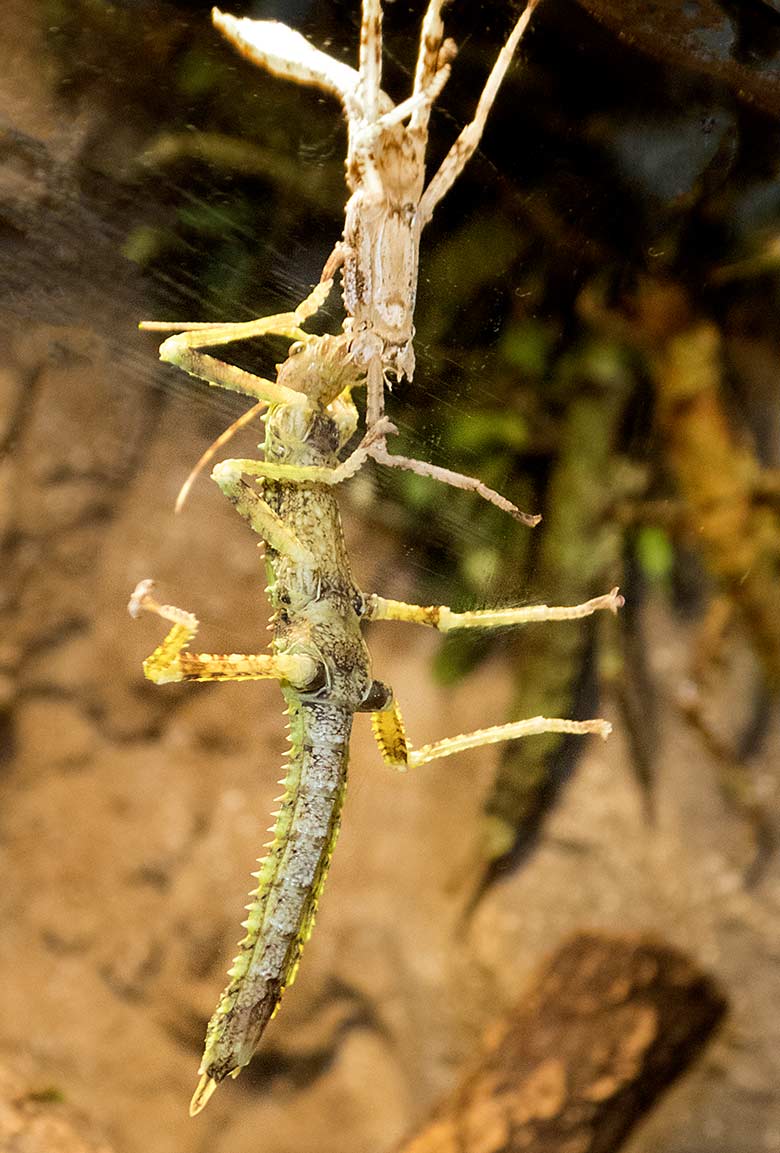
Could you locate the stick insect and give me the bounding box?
[130,280,622,1115]
[211,0,542,500]
[130,0,621,1117]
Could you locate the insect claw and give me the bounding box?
[608,586,625,614]
[127,577,156,619]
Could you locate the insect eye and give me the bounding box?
[352,592,366,617]
[289,341,305,357]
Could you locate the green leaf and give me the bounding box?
[635,525,674,583]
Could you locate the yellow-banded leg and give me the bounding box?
[372,699,611,772]
[368,587,622,769]
[211,415,394,491]
[128,579,318,688]
[141,281,338,511]
[140,280,335,405]
[364,587,623,631]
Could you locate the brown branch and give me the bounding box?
[395,933,725,1153]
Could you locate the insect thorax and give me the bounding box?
[261,404,375,712]
[268,527,374,713]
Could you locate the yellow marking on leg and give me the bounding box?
[365,588,624,631]
[171,650,317,685]
[371,700,410,771]
[141,279,333,340]
[407,716,612,768]
[128,578,317,687]
[141,282,336,409]
[226,419,395,488]
[371,696,611,771]
[211,463,314,564]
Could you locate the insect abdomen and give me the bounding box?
[192,695,350,1109]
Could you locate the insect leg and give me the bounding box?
[141,281,336,405]
[219,415,394,487]
[375,53,453,133]
[371,698,610,772]
[358,0,383,123]
[210,462,315,565]
[368,439,541,526]
[141,278,333,340]
[212,10,361,106]
[410,0,447,132]
[128,580,317,687]
[364,587,624,630]
[418,0,541,226]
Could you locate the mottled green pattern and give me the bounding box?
[199,692,350,1083]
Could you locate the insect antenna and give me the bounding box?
[175,399,268,513]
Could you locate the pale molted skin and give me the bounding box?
[212,0,542,423]
[207,2,551,527]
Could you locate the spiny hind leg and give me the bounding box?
[364,587,624,631]
[371,698,611,773]
[128,580,317,687]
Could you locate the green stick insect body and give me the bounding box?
[131,286,621,1114]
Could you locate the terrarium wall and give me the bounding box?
[2,1,780,1152]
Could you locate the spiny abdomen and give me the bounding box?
[191,694,351,1114]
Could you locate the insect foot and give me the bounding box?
[128,578,199,631]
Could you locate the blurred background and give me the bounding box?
[2,0,780,1150]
